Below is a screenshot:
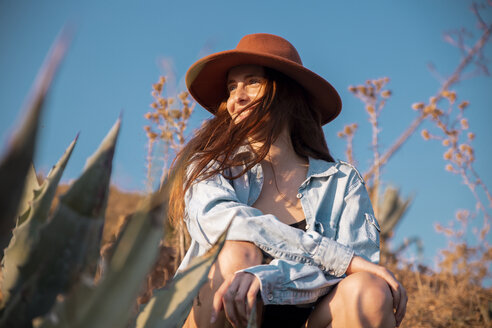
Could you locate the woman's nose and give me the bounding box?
[234,83,249,103]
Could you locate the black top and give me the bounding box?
[260,218,314,327]
[289,219,307,231]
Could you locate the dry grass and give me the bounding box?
[383,257,492,327]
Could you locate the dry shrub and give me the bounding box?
[102,186,145,244]
[52,184,144,244]
[342,4,492,324]
[382,253,492,327]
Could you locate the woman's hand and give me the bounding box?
[211,272,260,327]
[346,256,408,327]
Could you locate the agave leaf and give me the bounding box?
[0,137,77,309]
[0,28,71,256]
[0,120,119,327]
[15,164,40,227]
[0,204,96,328]
[35,192,165,328]
[135,221,230,328]
[378,186,413,240]
[60,119,120,277]
[61,119,120,218]
[378,187,398,227]
[385,196,412,233]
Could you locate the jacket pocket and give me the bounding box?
[364,213,381,247]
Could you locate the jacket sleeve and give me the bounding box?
[239,259,341,305]
[184,170,354,278]
[335,170,380,264]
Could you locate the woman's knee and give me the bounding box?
[339,272,394,323]
[216,241,263,276]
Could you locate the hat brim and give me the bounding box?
[186,49,341,125]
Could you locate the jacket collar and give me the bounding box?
[307,157,338,179]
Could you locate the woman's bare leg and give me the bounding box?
[306,272,396,328]
[183,241,263,328]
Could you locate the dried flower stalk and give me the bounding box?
[144,77,195,190]
[346,78,391,217]
[144,76,195,267]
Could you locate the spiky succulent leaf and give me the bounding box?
[385,197,412,233]
[0,30,70,256]
[60,119,120,277]
[0,120,119,327]
[15,164,40,227]
[0,206,105,328]
[35,192,165,328]
[135,222,229,328]
[61,120,119,218]
[378,186,413,240]
[0,137,77,310]
[378,187,398,226]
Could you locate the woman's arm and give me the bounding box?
[239,259,341,304]
[211,259,339,326]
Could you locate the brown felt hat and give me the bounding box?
[185,33,342,125]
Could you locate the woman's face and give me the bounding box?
[226,65,267,123]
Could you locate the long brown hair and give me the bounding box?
[167,68,335,226]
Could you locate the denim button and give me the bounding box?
[296,193,303,199]
[267,293,273,301]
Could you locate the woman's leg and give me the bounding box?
[306,272,396,328]
[183,241,263,328]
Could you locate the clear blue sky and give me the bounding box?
[1,0,491,273]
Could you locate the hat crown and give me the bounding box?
[235,33,303,66]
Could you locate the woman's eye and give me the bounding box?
[227,84,237,92]
[248,78,261,85]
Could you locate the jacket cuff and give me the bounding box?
[314,237,354,277]
[237,265,281,305]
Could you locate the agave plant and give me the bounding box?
[0,28,232,328]
[0,105,121,327]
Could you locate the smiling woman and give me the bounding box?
[168,33,407,328]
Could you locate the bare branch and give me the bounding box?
[363,22,492,182]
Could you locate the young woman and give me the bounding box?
[170,33,407,328]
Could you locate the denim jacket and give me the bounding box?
[177,153,380,305]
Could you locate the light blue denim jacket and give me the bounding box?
[177,153,380,305]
